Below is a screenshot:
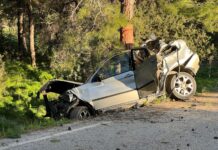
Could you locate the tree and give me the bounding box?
[120,0,135,49]
[133,1,215,59]
[124,0,135,20]
[27,0,36,67]
[17,0,28,56]
[160,0,218,32]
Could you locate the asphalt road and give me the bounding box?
[0,93,218,150]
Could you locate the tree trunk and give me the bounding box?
[27,2,36,67]
[120,0,135,49]
[18,11,28,53]
[124,0,135,20]
[17,0,28,58]
[17,0,22,55]
[22,28,28,54]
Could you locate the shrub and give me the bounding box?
[49,1,127,82]
[133,1,215,59]
[50,50,77,80]
[1,61,54,119]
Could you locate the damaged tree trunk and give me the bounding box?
[120,0,135,49]
[27,1,36,67]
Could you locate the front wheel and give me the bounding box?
[69,106,91,120]
[167,72,196,100]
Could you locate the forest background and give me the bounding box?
[0,0,217,138]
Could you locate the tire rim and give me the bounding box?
[174,75,193,96]
[79,109,90,119]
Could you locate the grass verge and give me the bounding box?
[196,64,218,93]
[0,116,71,139]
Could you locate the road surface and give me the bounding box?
[0,93,218,150]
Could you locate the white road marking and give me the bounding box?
[0,121,111,150]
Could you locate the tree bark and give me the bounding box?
[17,0,28,58]
[17,0,23,54]
[27,2,36,67]
[22,27,28,54]
[120,0,135,48]
[124,0,135,20]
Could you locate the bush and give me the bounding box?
[133,1,215,59]
[196,63,218,92]
[0,61,54,120]
[50,50,77,80]
[49,1,127,82]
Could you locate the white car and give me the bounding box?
[38,40,200,120]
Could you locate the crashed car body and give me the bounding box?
[38,40,200,119]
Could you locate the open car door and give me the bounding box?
[131,48,157,98]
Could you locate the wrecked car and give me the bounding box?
[37,39,200,120]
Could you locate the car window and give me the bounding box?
[98,53,131,80]
[133,49,148,69]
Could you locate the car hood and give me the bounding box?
[37,79,83,97]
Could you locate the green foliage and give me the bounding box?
[0,61,55,138]
[133,1,215,59]
[196,64,218,92]
[161,0,218,32]
[50,1,127,81]
[0,115,70,138]
[2,61,53,117]
[0,0,217,138]
[196,77,218,93]
[0,116,23,138]
[0,28,19,59]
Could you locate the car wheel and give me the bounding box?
[168,72,196,100]
[69,106,91,120]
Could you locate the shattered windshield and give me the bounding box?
[97,53,131,79]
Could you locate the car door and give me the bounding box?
[131,48,157,98]
[90,52,139,110]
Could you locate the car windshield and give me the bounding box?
[97,53,131,79]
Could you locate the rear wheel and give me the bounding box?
[69,106,91,120]
[167,72,196,100]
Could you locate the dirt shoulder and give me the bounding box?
[153,92,218,112]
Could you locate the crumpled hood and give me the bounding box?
[37,79,83,98]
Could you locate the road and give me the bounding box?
[0,93,218,150]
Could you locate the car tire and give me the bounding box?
[69,106,91,120]
[167,72,196,100]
